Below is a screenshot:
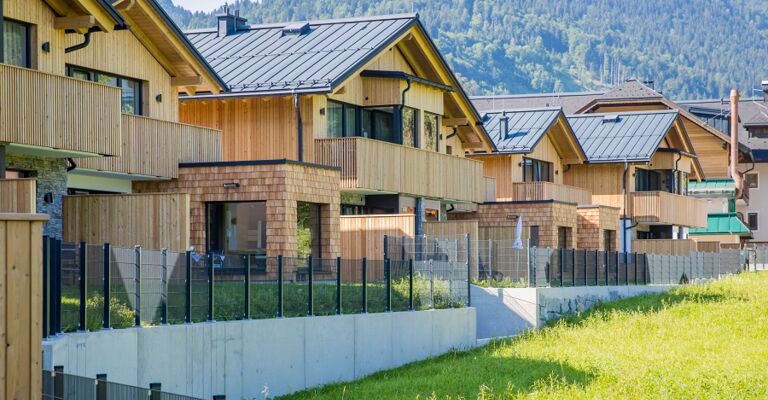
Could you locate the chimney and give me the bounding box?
[730,89,742,194]
[217,8,248,37]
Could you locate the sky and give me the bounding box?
[172,0,228,13]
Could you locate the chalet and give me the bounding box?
[0,0,225,247]
[134,12,495,259]
[564,110,707,252]
[447,107,619,250]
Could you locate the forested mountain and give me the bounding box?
[159,0,768,99]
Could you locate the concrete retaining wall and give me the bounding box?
[473,285,674,339]
[43,308,476,399]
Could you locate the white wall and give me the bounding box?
[741,163,768,243]
[43,309,476,399]
[473,285,674,339]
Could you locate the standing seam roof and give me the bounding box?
[481,108,563,153]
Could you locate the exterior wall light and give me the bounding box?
[223,182,240,189]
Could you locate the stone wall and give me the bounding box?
[576,205,620,250]
[451,200,578,248]
[134,161,341,258]
[6,154,67,238]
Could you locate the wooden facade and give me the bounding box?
[76,114,222,178]
[63,193,191,252]
[340,214,415,260]
[315,137,485,203]
[631,191,707,228]
[0,179,36,213]
[498,181,592,205]
[0,213,47,400]
[633,239,698,256]
[0,64,121,156]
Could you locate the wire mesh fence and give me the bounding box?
[42,369,205,400]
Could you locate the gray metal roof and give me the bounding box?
[481,108,563,153]
[184,14,418,95]
[472,92,603,114]
[567,110,679,163]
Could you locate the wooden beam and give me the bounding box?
[443,118,468,126]
[184,86,197,96]
[112,0,136,11]
[54,15,96,30]
[170,75,203,87]
[462,142,484,149]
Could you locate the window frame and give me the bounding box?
[3,18,32,68]
[522,157,554,183]
[529,225,540,247]
[745,172,759,189]
[326,99,360,138]
[748,212,759,231]
[748,126,768,139]
[65,65,144,115]
[423,111,440,152]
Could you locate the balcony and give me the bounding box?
[496,181,592,205]
[314,137,484,203]
[77,114,222,179]
[631,191,708,228]
[0,64,121,156]
[0,179,36,213]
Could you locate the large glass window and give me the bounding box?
[402,107,417,147]
[748,126,768,139]
[635,168,661,192]
[4,19,31,68]
[362,107,395,143]
[297,202,322,259]
[67,66,143,115]
[748,212,759,231]
[522,158,553,182]
[326,100,359,138]
[206,202,267,255]
[424,112,439,151]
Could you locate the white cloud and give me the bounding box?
[172,0,228,13]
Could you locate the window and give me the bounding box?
[206,202,267,255]
[677,171,689,195]
[635,168,661,192]
[402,107,418,147]
[297,202,322,259]
[4,169,35,179]
[604,230,616,251]
[557,227,570,249]
[67,66,143,115]
[748,126,768,139]
[362,107,395,143]
[748,212,759,231]
[745,173,759,189]
[424,112,439,151]
[4,19,31,68]
[529,225,539,247]
[327,100,359,138]
[522,158,553,182]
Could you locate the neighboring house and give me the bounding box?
[678,95,768,244]
[453,107,619,251]
[0,0,225,242]
[134,12,495,258]
[564,110,707,252]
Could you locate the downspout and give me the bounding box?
[66,158,77,172]
[673,152,682,193]
[398,78,412,145]
[294,92,303,162]
[730,89,742,196]
[622,161,638,252]
[65,27,99,53]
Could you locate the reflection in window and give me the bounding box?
[66,66,143,115]
[206,202,267,255]
[297,202,322,259]
[362,107,395,143]
[522,157,553,182]
[402,107,417,147]
[4,19,31,68]
[424,112,439,151]
[327,100,344,137]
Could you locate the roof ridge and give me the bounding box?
[184,13,419,35]
[566,109,679,118]
[482,107,563,114]
[471,91,604,99]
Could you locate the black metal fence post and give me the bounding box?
[96,374,107,400]
[385,258,392,312]
[53,366,64,400]
[624,252,629,286]
[103,243,111,329]
[149,383,161,400]
[244,255,251,320]
[79,241,87,331]
[307,256,313,316]
[571,249,576,287]
[53,238,62,335]
[559,248,564,287]
[277,255,284,318]
[361,257,368,313]
[408,258,414,311]
[466,234,471,307]
[134,246,141,327]
[208,253,214,321]
[615,251,620,286]
[42,236,50,338]
[184,251,192,324]
[594,250,599,286]
[161,249,168,325]
[336,257,342,315]
[584,250,589,287]
[604,250,609,286]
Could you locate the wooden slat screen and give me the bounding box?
[497,181,592,205]
[0,179,36,213]
[632,191,708,228]
[340,214,415,260]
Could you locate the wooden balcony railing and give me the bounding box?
[0,64,121,156]
[631,191,708,228]
[0,179,36,213]
[496,181,592,204]
[77,114,222,178]
[315,137,484,203]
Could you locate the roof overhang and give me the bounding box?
[359,70,454,92]
[113,0,227,94]
[44,0,126,33]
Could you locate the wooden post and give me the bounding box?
[0,213,48,400]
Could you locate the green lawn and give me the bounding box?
[281,272,768,400]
